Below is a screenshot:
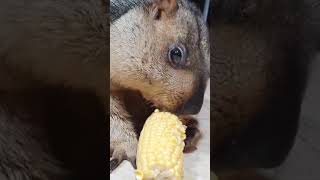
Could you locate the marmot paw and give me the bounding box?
[180,115,202,153]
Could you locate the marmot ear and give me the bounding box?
[148,0,178,20]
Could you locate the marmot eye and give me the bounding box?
[168,44,187,68]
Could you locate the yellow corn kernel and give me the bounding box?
[135,109,187,180]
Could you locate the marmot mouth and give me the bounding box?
[122,90,156,134]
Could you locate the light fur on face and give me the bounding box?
[111,0,209,111]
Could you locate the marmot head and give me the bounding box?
[111,0,209,115]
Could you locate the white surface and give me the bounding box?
[110,83,211,180]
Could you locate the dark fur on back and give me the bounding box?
[110,0,142,22]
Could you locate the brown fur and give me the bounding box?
[0,0,108,98]
[211,0,317,175]
[110,0,209,172]
[0,0,108,178]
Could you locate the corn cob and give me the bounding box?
[135,109,187,180]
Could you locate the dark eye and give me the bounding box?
[168,44,187,68]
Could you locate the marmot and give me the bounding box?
[210,0,319,178]
[0,0,108,179]
[110,0,210,172]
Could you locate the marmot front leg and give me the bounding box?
[110,95,138,173]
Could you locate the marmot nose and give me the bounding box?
[176,101,203,115]
[176,82,206,115]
